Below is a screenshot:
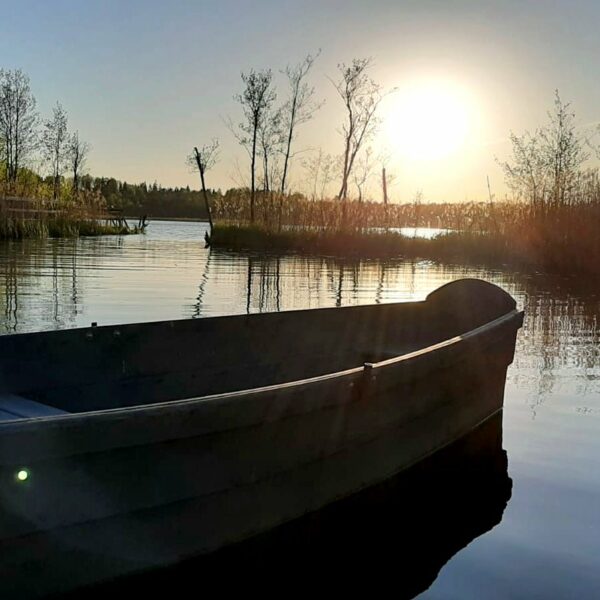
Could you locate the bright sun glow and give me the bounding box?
[385,80,475,161]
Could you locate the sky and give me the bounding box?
[1,0,600,202]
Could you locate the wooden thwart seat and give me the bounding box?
[0,394,68,421]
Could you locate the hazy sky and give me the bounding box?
[2,0,600,202]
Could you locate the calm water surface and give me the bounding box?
[1,220,600,598]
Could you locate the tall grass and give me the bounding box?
[213,193,512,232]
[0,216,137,240]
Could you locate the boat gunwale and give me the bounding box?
[0,308,523,430]
[0,296,428,341]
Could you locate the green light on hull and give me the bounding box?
[16,469,29,482]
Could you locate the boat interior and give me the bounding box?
[0,279,516,418]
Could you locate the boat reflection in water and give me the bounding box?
[70,411,511,599]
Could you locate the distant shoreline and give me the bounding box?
[124,216,209,223]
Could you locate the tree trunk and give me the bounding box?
[263,146,269,193]
[280,96,297,195]
[382,167,388,204]
[250,122,257,224]
[338,131,351,200]
[194,147,214,238]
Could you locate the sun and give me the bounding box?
[384,79,475,161]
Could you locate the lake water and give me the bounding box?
[1,220,599,598]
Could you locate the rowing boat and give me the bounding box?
[0,278,523,597]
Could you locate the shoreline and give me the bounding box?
[0,218,143,240]
[125,216,209,223]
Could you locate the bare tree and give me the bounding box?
[41,102,69,200]
[303,149,337,201]
[279,52,322,195]
[352,147,374,202]
[189,139,219,240]
[303,148,325,201]
[500,129,546,209]
[539,91,588,208]
[500,91,588,213]
[412,190,424,229]
[0,69,38,184]
[332,58,387,200]
[319,154,337,201]
[233,69,276,223]
[68,131,90,196]
[0,120,4,169]
[382,167,389,204]
[258,106,282,193]
[378,148,393,204]
[382,168,397,204]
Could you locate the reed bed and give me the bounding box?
[212,192,531,233]
[0,216,135,240]
[0,193,141,240]
[211,173,600,275]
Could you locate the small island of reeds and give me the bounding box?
[0,188,144,240]
[209,178,600,276]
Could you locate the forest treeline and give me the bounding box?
[87,176,500,227]
[79,176,212,219]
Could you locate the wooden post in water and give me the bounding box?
[194,146,214,240]
[382,167,389,205]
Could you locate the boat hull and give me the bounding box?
[57,411,513,598]
[0,279,523,597]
